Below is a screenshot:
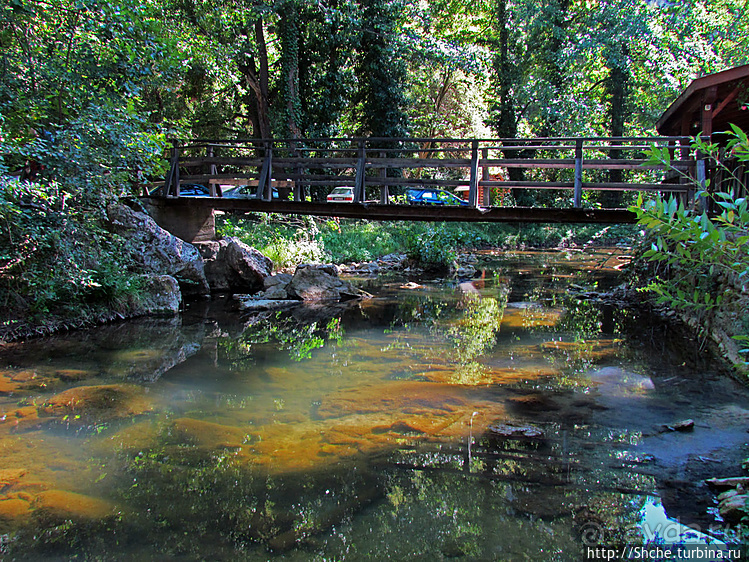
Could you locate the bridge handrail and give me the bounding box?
[159,136,698,208]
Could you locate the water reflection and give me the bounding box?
[1,250,748,559]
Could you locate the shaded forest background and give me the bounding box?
[2,0,748,180]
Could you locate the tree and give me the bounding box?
[353,0,410,138]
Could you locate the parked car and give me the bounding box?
[406,188,469,206]
[327,186,355,203]
[149,183,211,197]
[224,185,280,200]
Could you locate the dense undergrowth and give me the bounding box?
[628,127,749,374]
[0,109,165,337]
[216,213,637,271]
[0,177,147,337]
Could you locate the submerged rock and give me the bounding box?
[486,422,544,439]
[0,497,31,524]
[39,384,155,426]
[33,490,114,523]
[171,417,247,449]
[0,469,28,490]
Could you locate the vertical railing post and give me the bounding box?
[292,140,304,202]
[696,136,708,211]
[481,147,490,206]
[468,140,479,207]
[379,151,388,204]
[573,138,583,208]
[162,142,177,197]
[354,140,366,203]
[165,140,181,197]
[265,142,274,201]
[206,145,219,196]
[256,141,273,200]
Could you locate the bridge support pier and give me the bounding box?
[141,198,217,243]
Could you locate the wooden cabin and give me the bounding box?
[656,64,749,138]
[657,65,749,197]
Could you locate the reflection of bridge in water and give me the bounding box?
[142,136,708,240]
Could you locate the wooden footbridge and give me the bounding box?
[143,136,704,240]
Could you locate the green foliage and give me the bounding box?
[319,219,408,262]
[352,0,411,137]
[219,213,632,272]
[405,223,458,271]
[0,0,169,329]
[217,214,327,269]
[630,128,749,365]
[0,177,143,323]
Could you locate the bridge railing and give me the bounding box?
[157,136,696,208]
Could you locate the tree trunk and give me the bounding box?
[279,2,302,138]
[602,51,629,208]
[492,0,534,205]
[235,20,271,140]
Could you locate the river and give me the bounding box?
[1,249,747,560]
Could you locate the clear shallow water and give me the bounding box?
[1,249,748,560]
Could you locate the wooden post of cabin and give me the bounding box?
[573,139,583,208]
[468,140,479,207]
[481,147,490,206]
[354,140,366,203]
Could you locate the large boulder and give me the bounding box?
[287,263,368,301]
[133,274,181,316]
[107,203,209,296]
[194,237,272,293]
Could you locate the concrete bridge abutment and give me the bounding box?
[141,198,217,243]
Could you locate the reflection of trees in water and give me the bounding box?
[111,443,384,558]
[219,310,346,366]
[380,284,509,383]
[111,423,598,558]
[446,294,507,384]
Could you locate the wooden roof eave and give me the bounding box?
[656,64,749,134]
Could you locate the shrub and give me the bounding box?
[630,127,749,368]
[405,223,458,272]
[0,177,143,325]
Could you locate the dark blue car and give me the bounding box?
[149,183,211,197]
[406,188,469,206]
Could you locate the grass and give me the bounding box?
[216,213,638,270]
